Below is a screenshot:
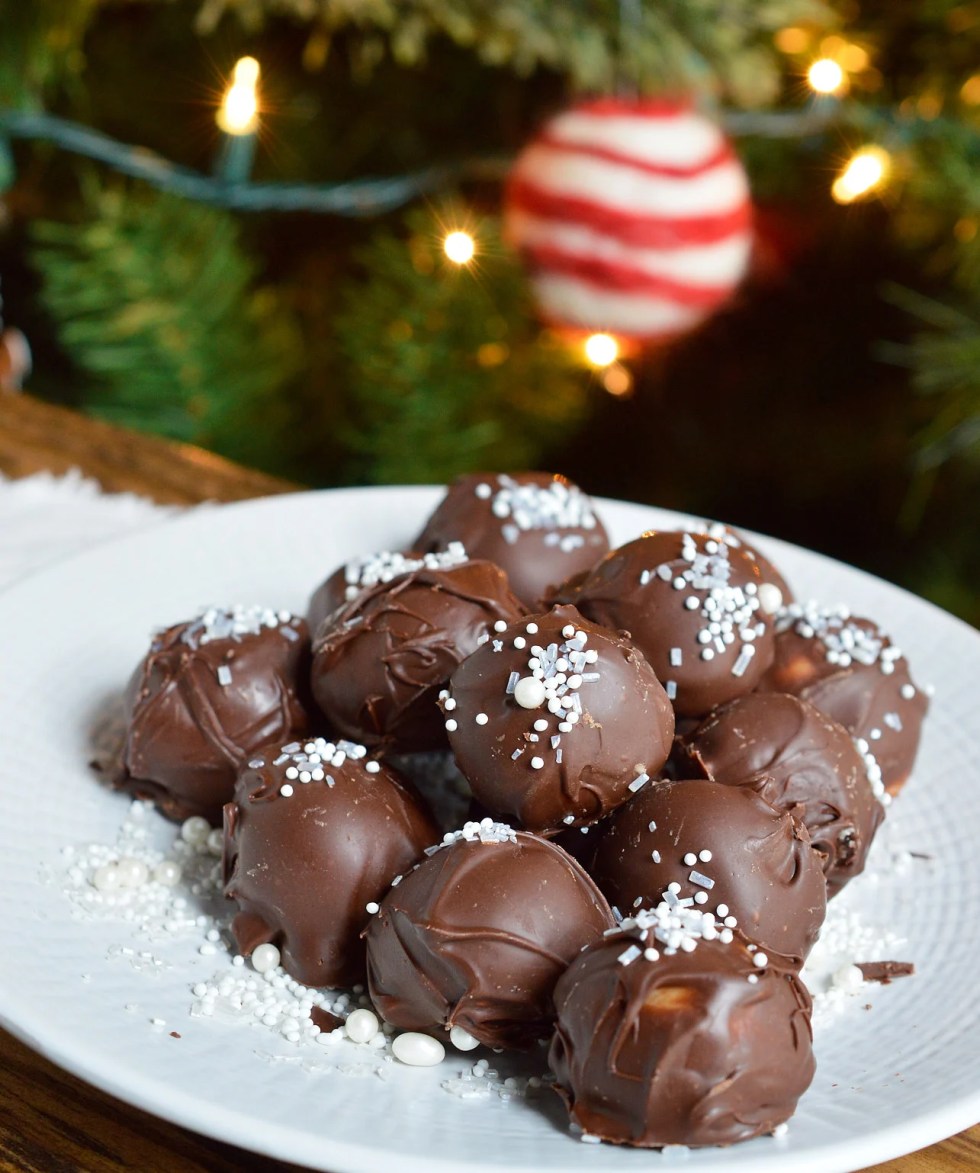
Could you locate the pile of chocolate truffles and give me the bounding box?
[112,472,929,1150]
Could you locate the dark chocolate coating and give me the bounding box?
[364,827,615,1049]
[413,472,609,608]
[589,779,827,962]
[549,928,815,1147]
[116,608,311,824]
[758,605,928,796]
[444,605,674,832]
[561,530,775,718]
[679,692,884,897]
[223,737,439,988]
[310,560,524,753]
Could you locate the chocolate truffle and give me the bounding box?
[442,604,674,832]
[589,778,827,963]
[413,472,609,608]
[223,736,439,988]
[306,543,467,636]
[364,822,615,1049]
[549,904,815,1148]
[562,530,776,718]
[310,560,524,753]
[116,605,310,824]
[758,602,929,796]
[679,692,884,897]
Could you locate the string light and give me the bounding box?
[444,231,475,264]
[807,58,846,95]
[584,332,619,367]
[217,57,260,135]
[831,147,891,204]
[602,363,633,398]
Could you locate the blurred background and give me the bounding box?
[0,1,977,623]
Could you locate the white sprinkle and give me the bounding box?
[280,784,294,797]
[445,719,458,732]
[753,952,769,968]
[180,816,211,846]
[525,623,538,634]
[618,944,642,966]
[689,870,715,890]
[216,664,232,686]
[699,849,713,862]
[392,1032,445,1067]
[365,901,380,915]
[345,1008,380,1043]
[365,760,381,775]
[514,677,546,709]
[493,620,508,632]
[683,852,697,866]
[475,713,489,726]
[251,943,280,974]
[628,773,649,793]
[670,647,683,666]
[651,850,661,863]
[443,697,457,711]
[648,821,657,832]
[665,681,677,699]
[901,684,916,700]
[530,757,545,770]
[450,1025,481,1051]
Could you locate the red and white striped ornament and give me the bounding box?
[504,98,753,341]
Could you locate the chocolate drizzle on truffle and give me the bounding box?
[758,603,929,796]
[364,823,614,1049]
[679,692,885,897]
[310,560,525,753]
[117,605,311,824]
[549,903,815,1148]
[223,736,438,988]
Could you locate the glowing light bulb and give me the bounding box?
[217,57,260,135]
[584,333,619,367]
[444,231,475,264]
[831,147,891,204]
[807,58,846,95]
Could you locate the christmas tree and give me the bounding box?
[0,1,977,620]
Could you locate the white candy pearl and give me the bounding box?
[449,1025,480,1052]
[757,583,783,615]
[392,1032,445,1066]
[152,860,182,887]
[206,829,224,857]
[251,943,281,974]
[344,1008,380,1044]
[92,863,120,892]
[181,816,211,846]
[115,857,149,888]
[832,963,864,992]
[513,677,546,709]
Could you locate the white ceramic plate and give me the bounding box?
[1,487,978,1173]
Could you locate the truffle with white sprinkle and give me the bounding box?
[307,542,470,634]
[560,530,777,717]
[116,606,311,824]
[413,472,610,607]
[589,778,827,962]
[549,899,815,1147]
[758,603,929,796]
[441,605,674,832]
[364,827,614,1049]
[223,736,439,987]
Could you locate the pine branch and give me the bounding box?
[333,208,590,484]
[29,184,303,471]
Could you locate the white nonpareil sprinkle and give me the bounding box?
[251,943,281,974]
[614,899,733,961]
[342,543,468,600]
[345,1008,380,1043]
[776,601,898,672]
[265,737,372,797]
[480,475,598,535]
[392,1032,445,1067]
[449,1025,481,1052]
[180,604,297,649]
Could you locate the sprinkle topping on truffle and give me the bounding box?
[180,604,298,648]
[342,542,468,601]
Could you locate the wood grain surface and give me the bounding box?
[0,390,976,1172]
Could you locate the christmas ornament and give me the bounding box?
[504,98,752,341]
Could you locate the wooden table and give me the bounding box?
[1,391,976,1171]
